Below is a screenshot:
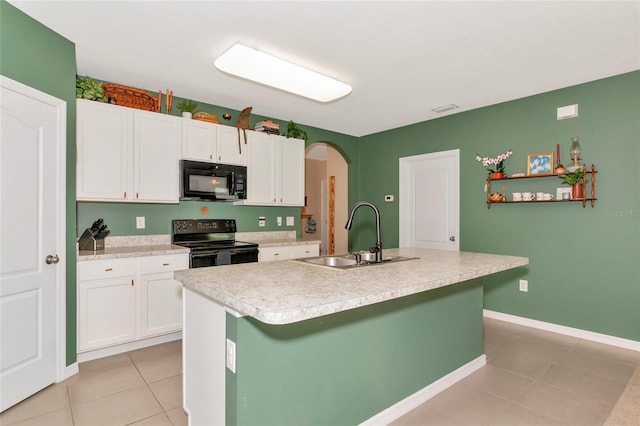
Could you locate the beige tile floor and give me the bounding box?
[1,318,638,426]
[392,318,640,426]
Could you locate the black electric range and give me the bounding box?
[171,219,258,268]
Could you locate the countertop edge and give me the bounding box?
[177,251,529,325]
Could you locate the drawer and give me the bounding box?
[289,244,319,259]
[140,254,189,274]
[78,258,136,281]
[259,246,289,262]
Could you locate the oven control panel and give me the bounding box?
[172,219,237,235]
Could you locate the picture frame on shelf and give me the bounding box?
[556,187,571,201]
[527,152,554,176]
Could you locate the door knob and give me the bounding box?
[45,255,60,264]
[449,236,456,242]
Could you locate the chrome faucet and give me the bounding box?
[345,201,382,263]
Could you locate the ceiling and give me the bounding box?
[9,1,640,137]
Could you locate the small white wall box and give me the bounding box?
[557,104,578,120]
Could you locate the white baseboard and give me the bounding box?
[63,362,79,380]
[483,310,640,352]
[360,355,486,426]
[77,332,182,363]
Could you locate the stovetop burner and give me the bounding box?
[171,219,258,251]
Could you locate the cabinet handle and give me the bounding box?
[162,263,170,266]
[218,155,221,161]
[104,268,113,272]
[131,279,134,287]
[124,191,127,198]
[136,192,139,199]
[274,253,280,256]
[210,154,213,160]
[305,251,310,254]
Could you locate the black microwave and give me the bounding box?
[180,160,247,201]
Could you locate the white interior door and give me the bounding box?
[1,76,66,411]
[399,149,459,251]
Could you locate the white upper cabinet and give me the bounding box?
[77,100,132,201]
[76,99,181,203]
[182,118,216,161]
[236,131,304,206]
[181,119,246,166]
[134,110,181,202]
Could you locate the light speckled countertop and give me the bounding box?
[76,232,318,261]
[175,248,528,325]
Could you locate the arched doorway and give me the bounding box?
[302,142,349,255]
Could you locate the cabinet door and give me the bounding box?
[77,276,136,352]
[140,272,183,337]
[245,132,278,204]
[182,119,216,161]
[259,246,290,262]
[134,110,181,203]
[279,137,305,206]
[76,99,132,201]
[289,243,319,259]
[217,125,246,166]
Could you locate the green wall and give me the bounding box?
[357,71,640,341]
[228,280,484,425]
[1,0,78,364]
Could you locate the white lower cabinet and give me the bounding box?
[77,254,188,353]
[259,243,319,262]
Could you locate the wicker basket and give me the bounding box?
[193,111,220,124]
[103,84,158,112]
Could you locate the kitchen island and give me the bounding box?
[175,248,528,425]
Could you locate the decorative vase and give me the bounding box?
[182,112,192,119]
[571,183,584,200]
[491,172,505,180]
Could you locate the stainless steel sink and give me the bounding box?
[295,253,418,270]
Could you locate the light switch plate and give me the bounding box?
[557,104,578,120]
[258,217,266,227]
[226,338,236,373]
[277,216,282,226]
[286,216,295,226]
[136,216,145,229]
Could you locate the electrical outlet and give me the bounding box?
[226,338,236,373]
[384,195,394,202]
[136,216,145,229]
[519,279,528,292]
[286,216,294,226]
[258,216,266,227]
[277,216,282,226]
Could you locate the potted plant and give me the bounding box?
[284,120,308,143]
[176,99,198,119]
[76,76,108,102]
[558,167,587,199]
[475,149,513,179]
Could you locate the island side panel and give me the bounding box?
[228,279,484,425]
[183,288,227,426]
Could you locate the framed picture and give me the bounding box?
[556,187,571,201]
[527,152,554,176]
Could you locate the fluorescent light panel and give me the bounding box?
[214,43,352,103]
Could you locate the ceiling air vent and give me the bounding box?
[432,104,459,113]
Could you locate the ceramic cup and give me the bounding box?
[536,192,544,200]
[512,192,523,201]
[543,193,554,200]
[562,192,570,200]
[522,192,536,201]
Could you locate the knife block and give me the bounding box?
[78,228,105,251]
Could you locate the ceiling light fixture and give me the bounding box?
[214,43,352,103]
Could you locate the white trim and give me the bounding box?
[64,363,79,380]
[360,355,486,425]
[0,75,68,383]
[484,310,640,352]
[76,332,182,363]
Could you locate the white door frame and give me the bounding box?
[0,75,68,382]
[399,149,460,250]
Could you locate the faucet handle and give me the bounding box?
[369,244,381,253]
[350,252,362,265]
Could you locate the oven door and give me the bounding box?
[190,247,258,268]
